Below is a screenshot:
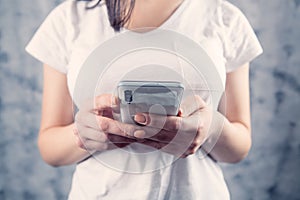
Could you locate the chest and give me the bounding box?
[66,2,226,98]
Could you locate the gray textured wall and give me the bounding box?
[0,0,299,199]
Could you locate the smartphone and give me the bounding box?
[117,80,184,124]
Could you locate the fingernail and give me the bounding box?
[134,130,146,138]
[134,114,147,125]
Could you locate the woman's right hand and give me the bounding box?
[74,94,140,152]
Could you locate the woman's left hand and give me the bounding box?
[134,95,213,158]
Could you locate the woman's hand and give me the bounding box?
[74,94,141,152]
[134,95,213,157]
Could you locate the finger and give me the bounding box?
[97,116,144,138]
[78,138,131,151]
[107,134,137,144]
[135,109,206,135]
[135,126,189,145]
[147,130,175,143]
[132,120,190,142]
[180,95,206,117]
[129,122,170,140]
[80,94,119,112]
[75,110,100,130]
[94,94,119,113]
[134,113,181,132]
[75,123,108,142]
[136,114,203,148]
[75,110,130,135]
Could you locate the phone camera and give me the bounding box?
[124,90,133,103]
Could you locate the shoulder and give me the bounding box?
[216,1,263,71]
[186,0,247,27]
[41,0,109,42]
[46,0,106,24]
[219,1,243,15]
[41,1,81,25]
[217,1,250,28]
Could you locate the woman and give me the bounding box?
[26,0,263,199]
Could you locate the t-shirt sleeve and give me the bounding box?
[25,3,69,74]
[221,2,263,72]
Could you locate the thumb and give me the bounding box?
[80,94,118,112]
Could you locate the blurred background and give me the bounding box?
[0,0,299,199]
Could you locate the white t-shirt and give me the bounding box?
[26,0,263,199]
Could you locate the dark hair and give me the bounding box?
[78,0,135,32]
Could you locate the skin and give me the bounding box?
[38,0,252,166]
[124,0,185,30]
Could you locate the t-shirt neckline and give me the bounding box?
[120,0,189,33]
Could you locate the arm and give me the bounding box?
[204,63,252,163]
[39,64,140,166]
[38,64,89,166]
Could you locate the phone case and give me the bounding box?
[117,81,184,124]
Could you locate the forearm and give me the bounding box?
[202,111,252,163]
[38,123,90,167]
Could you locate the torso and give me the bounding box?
[66,0,231,199]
